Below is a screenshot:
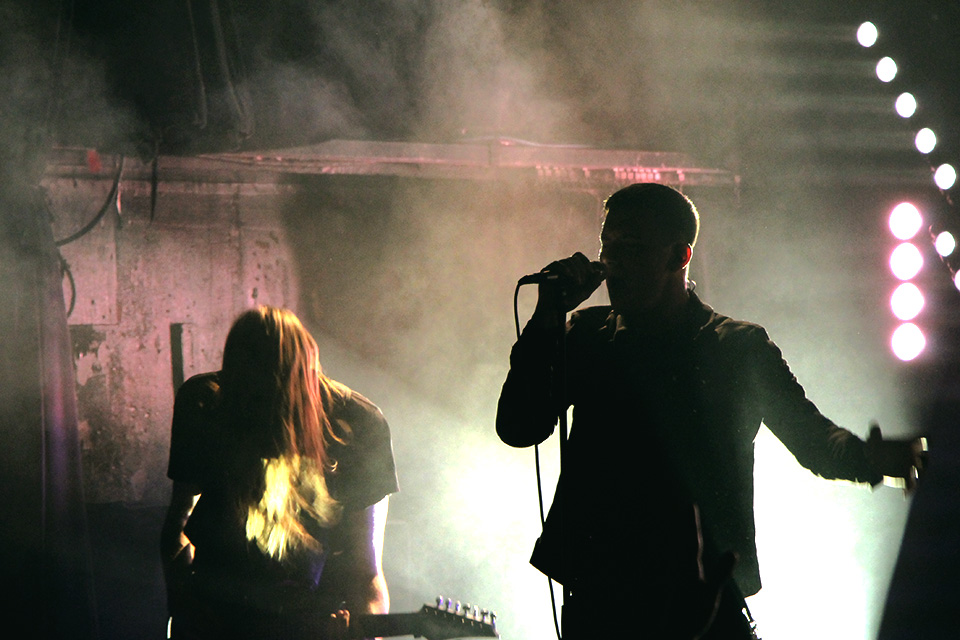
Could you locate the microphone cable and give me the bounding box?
[513,280,564,640]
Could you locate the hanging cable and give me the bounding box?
[223,0,254,138]
[54,156,124,247]
[59,254,76,319]
[184,0,209,130]
[209,0,254,144]
[42,0,76,145]
[513,281,564,640]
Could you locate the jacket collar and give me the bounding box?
[604,290,719,345]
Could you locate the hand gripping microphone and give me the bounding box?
[517,261,606,286]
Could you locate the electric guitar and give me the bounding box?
[349,597,498,639]
[170,590,497,639]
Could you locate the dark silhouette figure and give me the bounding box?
[496,183,925,639]
[161,306,398,640]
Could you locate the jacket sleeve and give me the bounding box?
[495,319,567,448]
[744,326,882,485]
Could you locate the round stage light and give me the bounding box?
[876,57,897,82]
[891,323,926,361]
[888,202,922,240]
[895,93,917,118]
[934,163,957,190]
[915,128,937,154]
[890,283,925,321]
[857,22,878,47]
[889,242,924,280]
[955,270,960,292]
[935,231,957,257]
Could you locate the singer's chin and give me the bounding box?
[605,281,625,305]
[605,283,642,317]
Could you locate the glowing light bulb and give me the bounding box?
[935,231,956,257]
[895,93,917,118]
[876,57,897,82]
[915,128,937,154]
[857,22,878,47]
[888,202,922,240]
[889,242,924,280]
[934,164,957,190]
[891,323,925,361]
[890,283,924,321]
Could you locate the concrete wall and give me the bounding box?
[47,174,300,505]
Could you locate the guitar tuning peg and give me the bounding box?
[436,595,445,610]
[463,603,472,618]
[480,608,489,621]
[454,600,462,614]
[471,604,480,620]
[446,597,454,611]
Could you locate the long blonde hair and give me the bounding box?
[219,306,348,561]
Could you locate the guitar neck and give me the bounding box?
[347,601,498,640]
[351,612,421,639]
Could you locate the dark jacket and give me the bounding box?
[496,292,881,596]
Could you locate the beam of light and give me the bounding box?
[934,163,957,190]
[915,128,937,154]
[750,427,905,640]
[889,242,924,280]
[888,202,922,240]
[935,231,956,257]
[857,22,879,47]
[890,283,925,321]
[894,92,917,118]
[891,323,925,361]
[876,57,897,82]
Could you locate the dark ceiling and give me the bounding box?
[3,0,958,198]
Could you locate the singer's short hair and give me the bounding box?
[603,183,700,248]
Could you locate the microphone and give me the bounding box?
[517,262,606,286]
[517,272,562,285]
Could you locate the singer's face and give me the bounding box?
[599,216,675,316]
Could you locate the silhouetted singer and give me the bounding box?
[496,183,925,639]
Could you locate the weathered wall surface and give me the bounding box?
[47,174,299,505]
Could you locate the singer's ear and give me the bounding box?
[669,243,693,271]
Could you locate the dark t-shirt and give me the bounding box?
[167,372,398,611]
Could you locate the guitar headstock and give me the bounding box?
[413,596,499,640]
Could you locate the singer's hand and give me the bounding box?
[532,252,606,321]
[865,422,928,493]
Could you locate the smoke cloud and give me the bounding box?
[2,2,944,639]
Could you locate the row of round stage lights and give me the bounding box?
[858,21,960,361]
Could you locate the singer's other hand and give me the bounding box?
[533,252,606,320]
[865,422,928,493]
